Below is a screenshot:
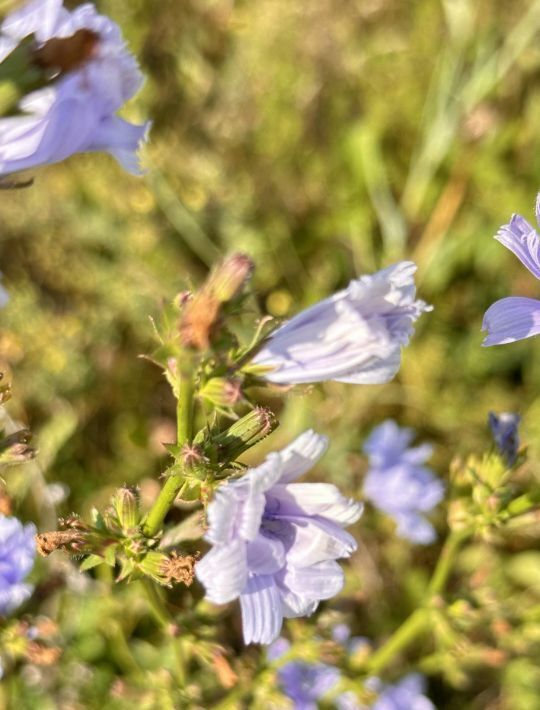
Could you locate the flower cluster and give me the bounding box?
[252,261,430,385]
[195,430,363,644]
[363,421,444,544]
[0,0,149,176]
[268,635,436,709]
[482,194,540,346]
[0,514,36,616]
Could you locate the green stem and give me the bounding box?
[143,359,195,537]
[427,527,471,597]
[141,578,170,627]
[365,608,428,676]
[366,527,471,676]
[141,579,187,687]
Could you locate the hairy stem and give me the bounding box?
[143,359,195,537]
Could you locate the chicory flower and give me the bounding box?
[0,514,36,616]
[195,430,363,645]
[488,411,520,466]
[0,0,149,175]
[362,421,444,545]
[482,195,540,345]
[369,674,435,710]
[251,261,430,385]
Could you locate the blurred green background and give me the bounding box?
[3,0,540,707]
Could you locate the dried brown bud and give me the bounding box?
[32,29,99,74]
[160,551,198,586]
[179,292,221,350]
[25,642,62,666]
[212,649,238,689]
[179,253,254,351]
[35,530,87,557]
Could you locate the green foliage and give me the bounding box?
[4,0,540,707]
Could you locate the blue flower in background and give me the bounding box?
[0,0,149,175]
[0,514,36,616]
[252,262,431,385]
[482,195,540,345]
[268,637,436,709]
[369,674,436,710]
[195,430,363,644]
[488,411,520,465]
[278,659,341,710]
[362,421,444,545]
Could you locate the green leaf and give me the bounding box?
[80,554,104,572]
[104,544,117,568]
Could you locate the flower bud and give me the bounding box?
[0,430,36,465]
[206,253,254,304]
[111,487,140,532]
[138,550,170,584]
[212,407,278,461]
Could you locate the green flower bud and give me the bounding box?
[212,407,278,461]
[138,551,170,584]
[112,487,140,532]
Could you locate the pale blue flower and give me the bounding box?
[488,411,520,465]
[195,430,363,645]
[252,262,431,385]
[363,421,444,545]
[0,0,149,175]
[0,514,36,616]
[370,674,435,710]
[482,194,540,345]
[278,660,341,710]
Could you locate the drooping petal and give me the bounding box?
[195,539,247,604]
[495,214,540,281]
[482,297,540,346]
[239,574,283,645]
